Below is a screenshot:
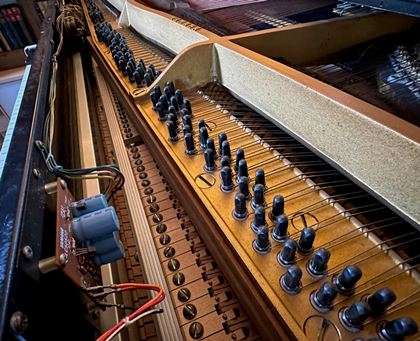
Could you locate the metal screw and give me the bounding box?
[32,169,41,178]
[59,253,68,265]
[9,311,28,334]
[60,179,67,189]
[22,246,33,260]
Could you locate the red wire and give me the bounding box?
[96,283,165,341]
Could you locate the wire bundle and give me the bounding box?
[87,283,165,341]
[37,1,125,199]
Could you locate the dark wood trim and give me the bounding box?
[88,37,296,341]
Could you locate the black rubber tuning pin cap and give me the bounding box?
[197,119,206,130]
[237,159,249,180]
[166,80,175,95]
[270,195,284,221]
[156,102,167,121]
[272,214,288,243]
[235,148,245,171]
[378,317,418,341]
[154,85,162,98]
[251,206,266,233]
[366,287,396,316]
[183,99,192,117]
[280,265,302,295]
[204,148,216,172]
[307,248,330,278]
[164,86,171,99]
[221,140,231,160]
[339,301,372,332]
[175,89,183,105]
[182,115,192,128]
[206,138,217,158]
[184,133,196,155]
[255,169,266,188]
[167,121,178,142]
[233,192,247,220]
[159,95,169,111]
[170,96,179,112]
[251,183,265,209]
[220,155,230,169]
[253,225,270,254]
[237,176,250,199]
[199,127,209,149]
[183,125,192,136]
[221,166,233,192]
[277,239,297,267]
[218,133,227,155]
[311,282,337,312]
[298,227,316,255]
[334,265,362,295]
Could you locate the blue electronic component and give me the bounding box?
[71,207,119,242]
[71,203,125,266]
[70,194,108,217]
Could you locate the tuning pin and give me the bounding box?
[163,86,172,101]
[183,99,192,117]
[255,169,266,189]
[150,91,159,107]
[168,106,177,119]
[307,248,330,278]
[272,214,288,242]
[159,95,169,111]
[252,206,266,233]
[252,183,265,209]
[378,317,418,341]
[133,70,143,87]
[366,288,396,316]
[199,127,209,149]
[138,59,146,71]
[218,133,227,155]
[277,239,297,267]
[175,90,183,105]
[253,225,270,254]
[339,301,372,332]
[126,64,134,82]
[197,120,205,130]
[237,176,250,199]
[235,148,245,171]
[204,148,216,172]
[182,115,192,128]
[118,58,126,72]
[167,113,178,127]
[218,153,228,167]
[180,108,189,118]
[153,85,162,98]
[233,192,248,221]
[170,96,179,112]
[206,138,217,159]
[334,265,362,295]
[156,102,167,121]
[144,71,153,86]
[184,133,196,155]
[167,121,178,142]
[311,282,337,312]
[298,227,315,255]
[166,80,175,95]
[270,195,285,221]
[237,159,249,180]
[221,166,233,192]
[183,125,192,136]
[221,140,231,161]
[280,265,302,295]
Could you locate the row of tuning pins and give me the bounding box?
[149,83,418,339]
[150,83,193,141]
[94,22,158,87]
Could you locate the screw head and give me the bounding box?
[32,169,41,178]
[59,253,68,265]
[60,180,67,189]
[22,246,33,260]
[10,311,28,334]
